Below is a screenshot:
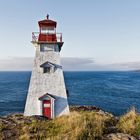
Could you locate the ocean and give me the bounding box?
[0,71,140,116]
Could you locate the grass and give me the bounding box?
[117,107,140,136]
[0,107,140,140]
[19,111,111,140]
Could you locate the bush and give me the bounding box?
[134,116,140,136]
[117,107,140,137]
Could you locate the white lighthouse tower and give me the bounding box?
[24,15,69,119]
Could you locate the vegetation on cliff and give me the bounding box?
[0,106,140,140]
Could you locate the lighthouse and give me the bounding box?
[24,15,70,119]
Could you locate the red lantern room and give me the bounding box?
[32,15,63,51]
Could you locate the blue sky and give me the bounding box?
[0,0,140,70]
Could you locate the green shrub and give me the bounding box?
[134,116,140,136]
[117,107,140,137]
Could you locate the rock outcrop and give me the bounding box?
[105,133,138,140]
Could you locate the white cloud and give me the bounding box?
[61,57,95,71]
[0,57,33,71]
[0,57,139,71]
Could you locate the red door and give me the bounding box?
[43,100,51,118]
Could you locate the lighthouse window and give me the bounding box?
[40,27,55,34]
[44,67,51,73]
[54,45,59,52]
[40,44,54,52]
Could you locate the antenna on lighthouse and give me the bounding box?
[47,14,49,19]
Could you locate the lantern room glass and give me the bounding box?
[40,27,56,34]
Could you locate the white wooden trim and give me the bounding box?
[51,99,55,118]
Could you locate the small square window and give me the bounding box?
[54,45,59,52]
[40,44,54,52]
[44,67,51,73]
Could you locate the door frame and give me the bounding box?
[39,93,55,119]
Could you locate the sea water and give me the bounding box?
[0,71,140,116]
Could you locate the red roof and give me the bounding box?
[39,93,56,100]
[38,17,57,28]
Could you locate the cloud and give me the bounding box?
[61,57,95,71]
[107,62,140,71]
[0,57,139,71]
[0,57,33,71]
[0,57,95,71]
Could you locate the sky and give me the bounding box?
[0,0,140,71]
